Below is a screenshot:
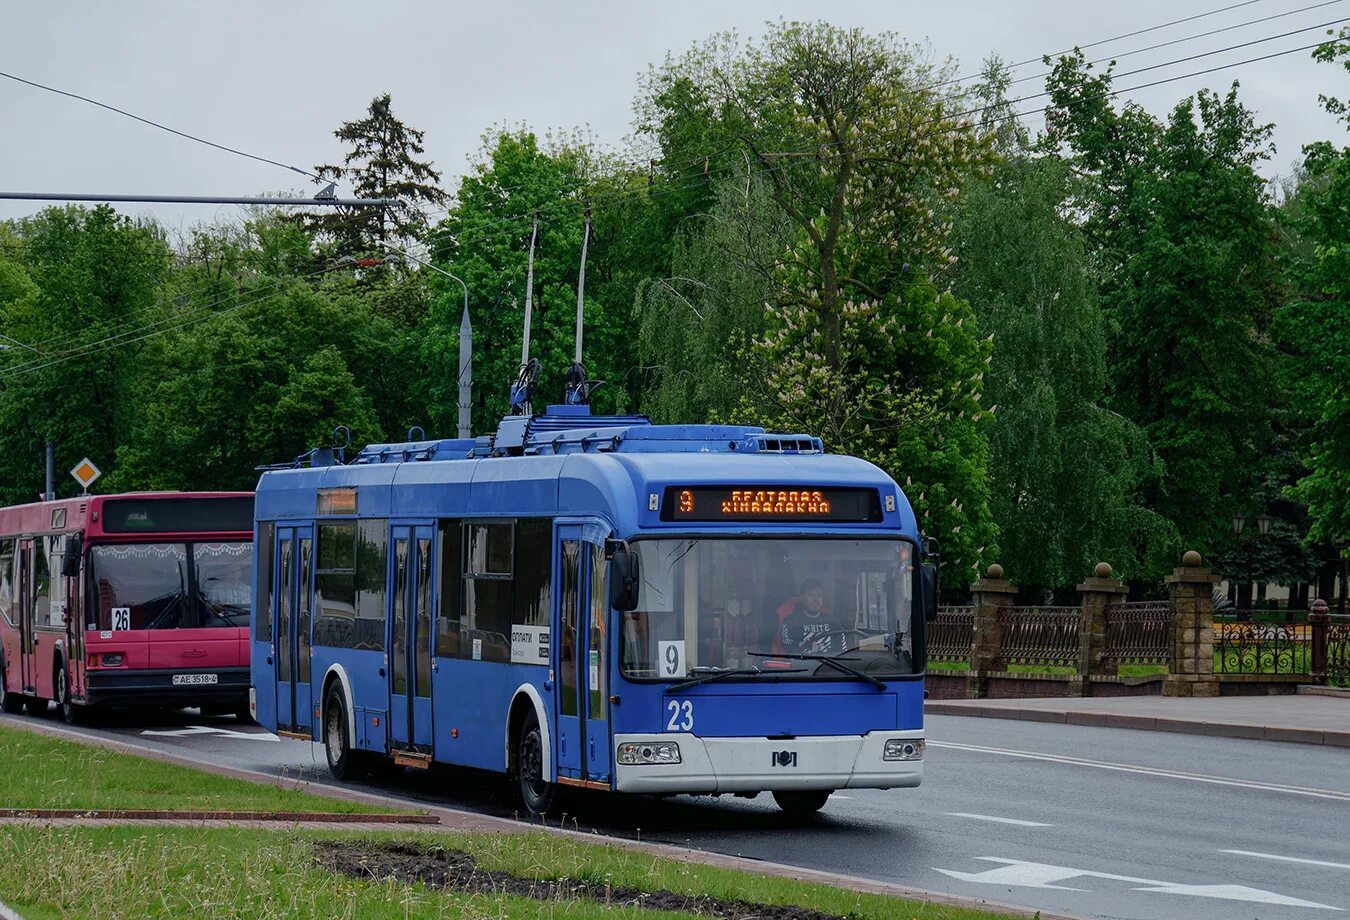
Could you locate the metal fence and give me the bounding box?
[1214,621,1305,675]
[998,606,1079,669]
[1327,616,1350,688]
[929,605,974,663]
[1103,601,1172,668]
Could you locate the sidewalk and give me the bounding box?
[926,693,1350,747]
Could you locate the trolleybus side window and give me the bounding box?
[256,523,274,643]
[314,520,385,651]
[0,539,14,626]
[434,519,462,657]
[452,519,552,663]
[462,522,513,662]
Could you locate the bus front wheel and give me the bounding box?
[772,790,831,814]
[514,711,556,817]
[56,661,85,725]
[323,686,362,781]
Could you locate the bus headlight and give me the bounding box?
[883,739,924,761]
[617,741,681,765]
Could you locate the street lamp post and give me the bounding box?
[375,243,472,440]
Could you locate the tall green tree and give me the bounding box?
[953,140,1172,588]
[0,206,172,502]
[635,169,792,424]
[1271,28,1350,550]
[642,22,1000,583]
[1045,56,1282,553]
[423,130,634,435]
[310,93,448,251]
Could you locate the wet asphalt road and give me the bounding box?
[6,706,1348,920]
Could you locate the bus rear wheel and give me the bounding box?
[323,686,362,781]
[514,711,556,817]
[772,790,831,815]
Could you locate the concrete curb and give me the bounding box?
[0,716,1085,920]
[925,701,1350,748]
[0,897,22,920]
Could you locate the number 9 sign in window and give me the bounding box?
[658,640,685,678]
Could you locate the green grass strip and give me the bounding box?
[0,724,388,814]
[0,825,1023,920]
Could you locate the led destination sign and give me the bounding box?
[661,486,882,522]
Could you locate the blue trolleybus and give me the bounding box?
[250,405,937,815]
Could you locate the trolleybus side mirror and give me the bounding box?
[920,562,939,622]
[61,532,83,578]
[609,549,641,612]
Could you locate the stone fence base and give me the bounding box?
[925,670,1306,700]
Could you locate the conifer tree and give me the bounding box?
[310,93,447,251]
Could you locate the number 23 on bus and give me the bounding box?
[249,408,938,816]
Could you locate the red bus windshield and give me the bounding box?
[89,541,252,630]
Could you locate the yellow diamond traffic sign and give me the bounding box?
[70,458,101,491]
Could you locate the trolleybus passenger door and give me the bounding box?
[388,524,434,752]
[18,540,33,694]
[554,528,609,784]
[584,546,611,784]
[273,526,313,734]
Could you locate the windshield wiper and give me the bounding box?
[748,651,887,690]
[666,665,804,693]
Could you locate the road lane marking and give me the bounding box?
[1223,849,1350,870]
[944,812,1052,827]
[929,740,1350,802]
[935,857,1342,910]
[141,725,279,741]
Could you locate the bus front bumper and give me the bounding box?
[612,730,924,794]
[83,667,250,709]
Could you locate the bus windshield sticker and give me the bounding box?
[510,625,549,665]
[589,649,599,688]
[111,607,131,631]
[659,640,685,678]
[472,637,483,661]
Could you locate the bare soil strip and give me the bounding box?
[319,840,854,920]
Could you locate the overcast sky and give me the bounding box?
[2,0,1346,232]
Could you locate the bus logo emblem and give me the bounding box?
[772,750,798,768]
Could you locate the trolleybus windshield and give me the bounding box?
[88,542,252,630]
[620,537,916,681]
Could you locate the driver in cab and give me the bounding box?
[778,578,843,655]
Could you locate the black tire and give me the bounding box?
[56,660,84,725]
[323,686,361,781]
[0,666,23,714]
[233,706,254,725]
[514,710,556,817]
[772,790,831,814]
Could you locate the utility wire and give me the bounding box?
[0,69,322,180]
[5,31,1328,381]
[1009,0,1347,87]
[0,265,343,380]
[408,30,1334,261]
[412,0,1337,237]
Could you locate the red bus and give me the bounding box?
[0,492,254,723]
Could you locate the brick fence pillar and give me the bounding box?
[968,564,1016,699]
[1078,561,1127,682]
[1164,550,1220,697]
